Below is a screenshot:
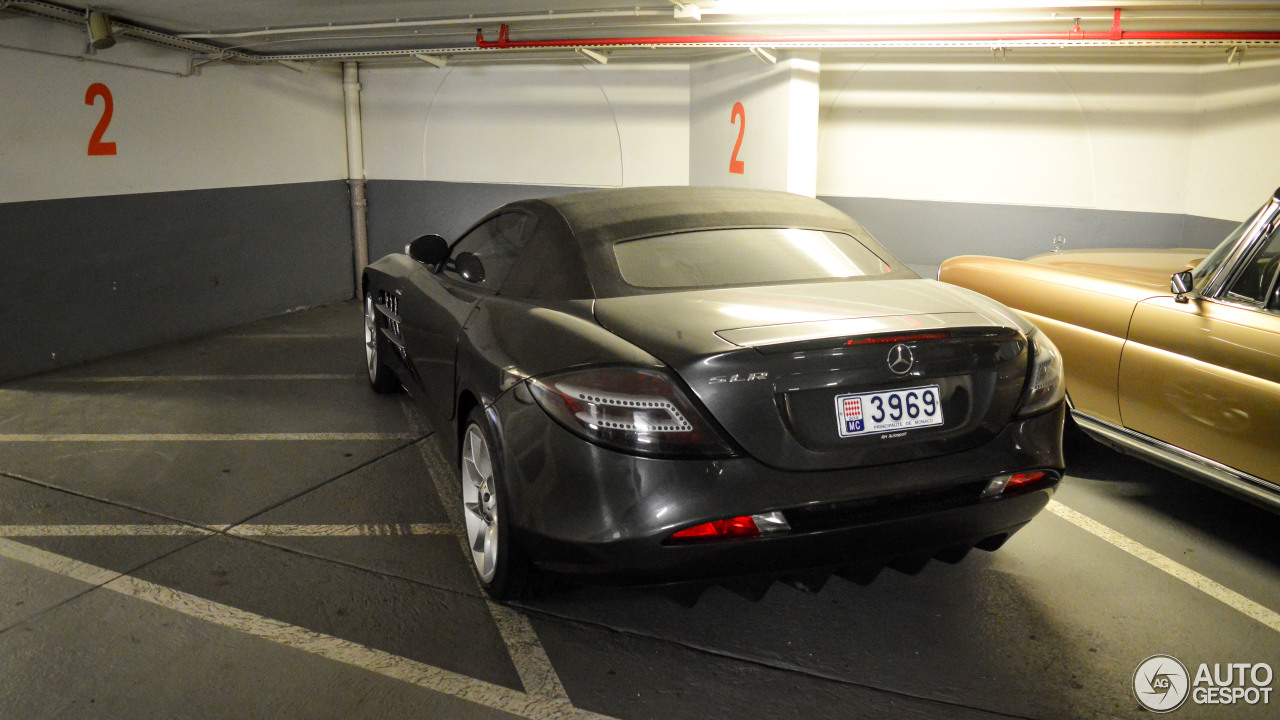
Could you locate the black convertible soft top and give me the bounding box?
[494,186,911,300]
[539,185,862,246]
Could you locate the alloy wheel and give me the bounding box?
[461,424,499,583]
[364,294,378,382]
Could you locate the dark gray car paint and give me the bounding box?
[491,386,1064,579]
[592,279,1036,470]
[362,186,1064,579]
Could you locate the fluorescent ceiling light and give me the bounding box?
[711,0,1121,12]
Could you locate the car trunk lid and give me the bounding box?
[594,280,1029,471]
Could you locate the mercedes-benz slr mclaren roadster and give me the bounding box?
[361,187,1066,599]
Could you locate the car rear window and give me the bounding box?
[612,228,892,289]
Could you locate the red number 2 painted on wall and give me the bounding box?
[729,101,745,175]
[85,83,117,156]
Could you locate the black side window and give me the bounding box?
[445,213,529,290]
[499,217,595,300]
[1226,225,1280,307]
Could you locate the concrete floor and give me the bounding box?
[1,300,1276,720]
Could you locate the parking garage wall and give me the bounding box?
[0,19,351,381]
[359,56,1264,271]
[814,56,1259,267]
[358,63,690,255]
[1184,59,1280,222]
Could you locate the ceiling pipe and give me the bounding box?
[473,30,1280,50]
[5,0,250,59]
[262,32,1280,63]
[473,10,1280,51]
[177,9,668,40]
[10,1,1280,65]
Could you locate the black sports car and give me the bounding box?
[362,186,1066,599]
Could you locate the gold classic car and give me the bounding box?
[940,188,1280,511]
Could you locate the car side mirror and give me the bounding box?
[1171,270,1193,303]
[454,251,486,283]
[407,234,449,266]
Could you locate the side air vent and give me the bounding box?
[377,292,409,365]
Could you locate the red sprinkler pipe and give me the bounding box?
[474,8,1280,50]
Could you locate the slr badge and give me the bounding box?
[887,344,914,375]
[708,372,769,384]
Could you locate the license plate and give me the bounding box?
[835,385,944,437]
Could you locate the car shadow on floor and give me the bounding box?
[1063,429,1279,570]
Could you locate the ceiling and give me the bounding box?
[6,1,1280,65]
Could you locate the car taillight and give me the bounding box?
[982,470,1051,499]
[1017,329,1065,416]
[527,367,736,458]
[671,516,759,540]
[667,511,790,543]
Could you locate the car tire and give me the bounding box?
[364,291,400,394]
[460,408,541,600]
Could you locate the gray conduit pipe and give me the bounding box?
[343,61,369,294]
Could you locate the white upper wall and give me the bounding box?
[360,63,689,188]
[817,56,1207,216]
[816,54,1280,222]
[1186,58,1280,221]
[0,18,346,204]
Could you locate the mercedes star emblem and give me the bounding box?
[887,344,914,375]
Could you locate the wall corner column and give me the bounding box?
[784,51,820,198]
[689,51,821,196]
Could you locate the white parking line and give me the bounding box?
[41,374,363,382]
[0,538,611,720]
[401,399,573,703]
[1047,500,1280,633]
[0,524,213,537]
[0,524,453,538]
[224,523,452,537]
[0,432,417,442]
[487,600,572,701]
[0,537,119,585]
[224,333,351,339]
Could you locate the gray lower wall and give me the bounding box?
[1,181,352,381]
[819,195,1240,267]
[10,178,1234,381]
[367,182,1240,269]
[366,180,577,260]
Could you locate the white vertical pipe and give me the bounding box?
[342,62,369,292]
